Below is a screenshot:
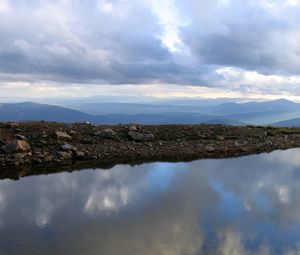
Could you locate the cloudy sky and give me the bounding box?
[1,0,300,101]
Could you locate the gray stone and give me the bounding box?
[61,143,77,152]
[95,128,117,139]
[128,131,154,141]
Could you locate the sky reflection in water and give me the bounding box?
[1,149,300,254]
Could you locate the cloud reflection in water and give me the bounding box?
[1,149,300,254]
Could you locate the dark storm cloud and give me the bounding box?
[0,0,300,90]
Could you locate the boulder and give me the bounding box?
[128,131,154,141]
[95,128,117,139]
[1,140,31,153]
[55,131,72,141]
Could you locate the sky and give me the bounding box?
[1,0,300,102]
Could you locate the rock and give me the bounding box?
[216,135,224,141]
[95,128,117,139]
[14,152,30,160]
[57,151,72,160]
[15,134,27,140]
[44,155,54,162]
[55,131,72,141]
[7,122,20,128]
[205,146,215,152]
[69,130,78,135]
[41,132,48,138]
[128,131,154,141]
[129,124,139,131]
[61,143,77,152]
[75,151,85,159]
[1,140,31,153]
[33,158,43,164]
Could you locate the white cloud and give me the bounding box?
[0,0,9,13]
[1,0,300,99]
[216,67,300,96]
[146,0,185,52]
[277,186,290,204]
[286,0,300,6]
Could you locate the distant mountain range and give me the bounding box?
[0,102,243,125]
[63,98,300,125]
[1,99,300,126]
[0,102,91,123]
[273,118,300,127]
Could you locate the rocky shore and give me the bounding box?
[1,121,300,178]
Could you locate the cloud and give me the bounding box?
[179,0,300,73]
[3,149,300,253]
[0,0,300,98]
[0,0,174,83]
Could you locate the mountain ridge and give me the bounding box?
[1,99,300,125]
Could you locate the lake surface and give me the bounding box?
[1,149,300,254]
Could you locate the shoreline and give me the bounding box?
[1,122,300,179]
[1,147,298,180]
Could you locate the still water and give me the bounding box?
[1,149,300,254]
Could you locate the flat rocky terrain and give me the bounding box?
[1,121,300,179]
